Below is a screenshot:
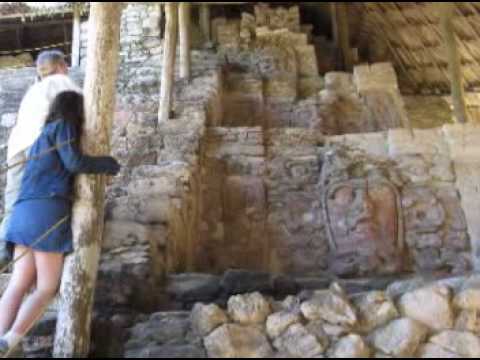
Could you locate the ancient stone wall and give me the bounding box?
[1,3,475,287]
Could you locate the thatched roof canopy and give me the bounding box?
[359,2,480,93]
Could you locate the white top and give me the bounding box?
[7,74,82,160]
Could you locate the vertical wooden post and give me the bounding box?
[159,3,164,39]
[330,2,339,47]
[440,2,469,123]
[331,2,353,71]
[53,3,122,357]
[159,3,178,123]
[200,4,211,43]
[179,2,191,81]
[15,26,23,50]
[71,3,82,67]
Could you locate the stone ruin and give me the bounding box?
[1,2,480,358]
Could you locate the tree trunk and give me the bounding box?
[53,3,122,357]
[200,4,211,43]
[179,2,191,81]
[440,2,469,124]
[158,3,178,123]
[71,3,81,67]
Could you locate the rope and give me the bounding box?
[0,125,110,353]
[0,139,74,175]
[0,216,70,276]
[0,216,70,358]
[0,42,72,56]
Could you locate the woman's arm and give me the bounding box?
[55,121,120,175]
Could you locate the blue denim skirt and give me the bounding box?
[5,197,73,254]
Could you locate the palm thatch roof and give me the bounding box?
[0,2,88,21]
[360,2,480,93]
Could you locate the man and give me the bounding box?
[0,50,81,266]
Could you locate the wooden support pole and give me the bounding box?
[53,3,122,357]
[440,3,469,123]
[179,2,191,81]
[200,4,211,43]
[330,2,339,47]
[15,26,23,50]
[71,3,82,67]
[159,4,165,39]
[159,3,178,123]
[331,2,353,71]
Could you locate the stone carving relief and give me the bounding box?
[324,178,404,277]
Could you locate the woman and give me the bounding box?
[0,91,120,355]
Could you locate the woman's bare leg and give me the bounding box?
[0,246,36,336]
[7,251,63,339]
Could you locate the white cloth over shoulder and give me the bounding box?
[7,74,82,160]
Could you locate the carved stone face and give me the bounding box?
[325,178,403,276]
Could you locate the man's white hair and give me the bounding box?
[36,50,66,79]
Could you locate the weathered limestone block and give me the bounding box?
[352,292,399,333]
[1,113,16,128]
[300,284,357,327]
[264,77,297,102]
[330,334,370,358]
[103,220,165,250]
[443,124,480,270]
[266,312,301,339]
[396,154,432,184]
[430,331,480,358]
[221,270,272,295]
[298,77,324,99]
[292,99,320,128]
[191,303,229,337]
[305,322,330,349]
[228,292,272,325]
[167,274,221,303]
[125,345,207,358]
[403,187,446,233]
[398,285,454,331]
[353,63,399,93]
[107,195,171,224]
[264,102,294,128]
[296,45,319,77]
[217,22,241,50]
[256,27,308,49]
[254,4,269,27]
[273,324,325,358]
[361,89,407,130]
[389,128,450,158]
[212,17,227,43]
[327,132,388,159]
[240,12,255,44]
[454,288,480,311]
[370,318,429,357]
[418,343,462,358]
[126,312,191,349]
[322,323,350,339]
[204,324,273,358]
[430,156,456,183]
[455,310,480,333]
[127,176,182,198]
[324,72,355,94]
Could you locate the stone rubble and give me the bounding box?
[121,278,480,358]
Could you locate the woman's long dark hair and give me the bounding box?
[45,91,85,135]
